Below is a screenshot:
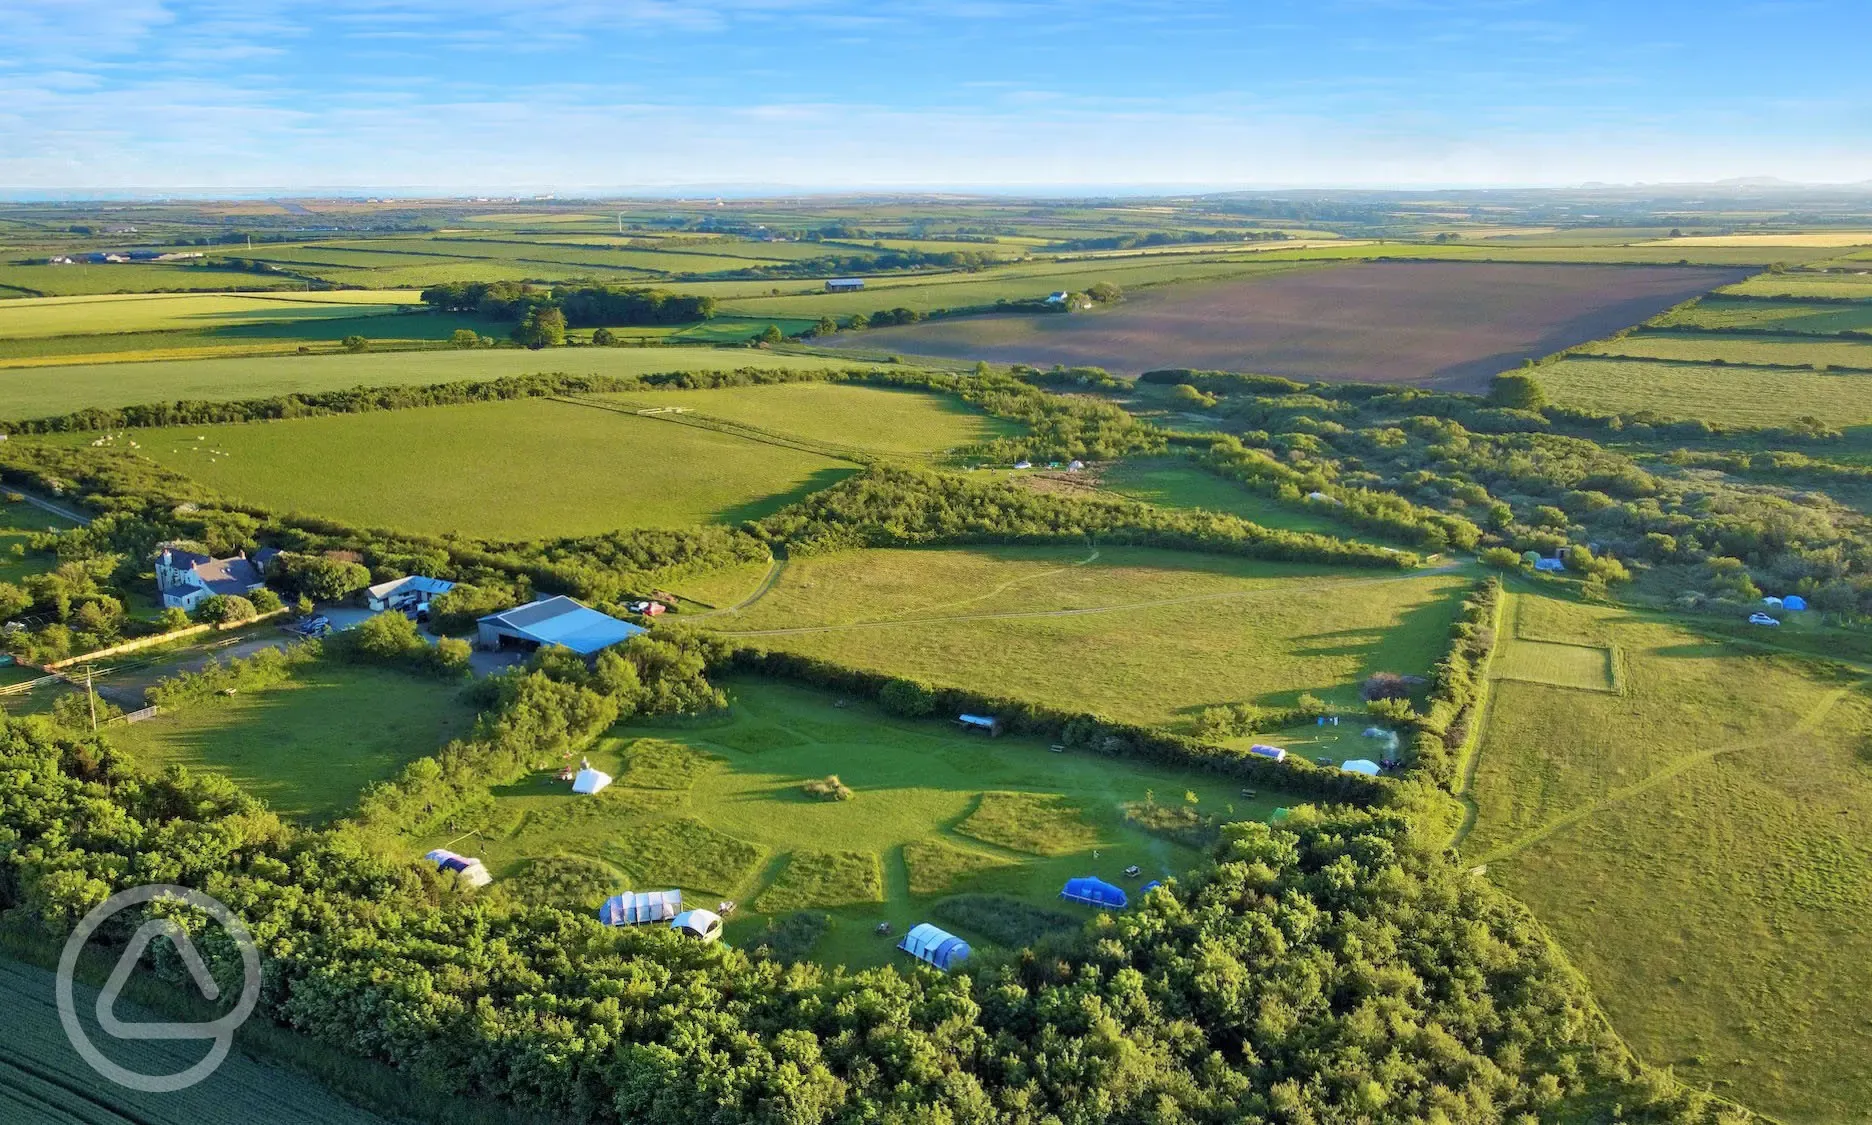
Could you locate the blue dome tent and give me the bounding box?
[1783,595,1808,612]
[1060,876,1128,909]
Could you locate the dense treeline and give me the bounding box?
[723,646,1387,802]
[1042,229,1292,252]
[1,372,646,433]
[1392,579,1500,789]
[1198,436,1483,550]
[755,463,1419,568]
[0,704,1744,1123]
[418,281,715,325]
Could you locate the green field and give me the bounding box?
[1578,331,1872,370]
[1719,272,1872,299]
[0,290,422,339]
[710,545,1470,732]
[591,379,1012,459]
[106,662,476,822]
[1465,592,1872,1123]
[50,396,861,539]
[0,958,397,1125]
[443,678,1288,967]
[0,262,305,298]
[1656,296,1872,334]
[1096,456,1395,542]
[0,496,77,585]
[1539,357,1872,427]
[0,345,887,421]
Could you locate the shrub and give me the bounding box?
[879,677,937,717]
[802,774,854,801]
[249,587,283,613]
[191,594,256,625]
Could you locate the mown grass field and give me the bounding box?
[1719,272,1872,299]
[444,679,1283,967]
[0,262,305,297]
[1539,357,1872,427]
[49,396,856,539]
[593,380,1012,459]
[0,958,398,1125]
[107,662,476,823]
[1465,591,1872,1123]
[710,545,1470,732]
[1657,296,1872,334]
[1577,330,1872,370]
[0,345,884,420]
[0,290,422,339]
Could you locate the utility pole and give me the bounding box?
[85,663,97,732]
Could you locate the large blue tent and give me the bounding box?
[899,923,971,969]
[1783,595,1808,612]
[1060,876,1127,909]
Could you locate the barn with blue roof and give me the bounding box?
[477,596,645,656]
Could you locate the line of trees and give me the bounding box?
[418,281,716,326]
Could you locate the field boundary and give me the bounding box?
[551,393,877,464]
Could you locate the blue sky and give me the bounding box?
[1,0,1868,192]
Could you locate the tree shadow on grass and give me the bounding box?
[708,465,857,525]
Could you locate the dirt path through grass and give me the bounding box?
[1471,676,1865,866]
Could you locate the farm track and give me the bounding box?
[1470,676,1866,867]
[712,563,1458,637]
[550,394,873,462]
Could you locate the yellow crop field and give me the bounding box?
[1637,232,1872,247]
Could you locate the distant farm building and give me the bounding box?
[154,545,273,612]
[671,909,724,943]
[898,923,971,969]
[572,767,613,794]
[1060,876,1127,909]
[955,713,1003,737]
[367,575,455,614]
[424,849,492,887]
[825,278,865,292]
[600,890,682,926]
[1341,759,1382,776]
[477,596,645,656]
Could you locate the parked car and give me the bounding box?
[1747,613,1780,627]
[296,615,332,636]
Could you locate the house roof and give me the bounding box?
[157,546,263,596]
[479,595,646,655]
[367,574,456,600]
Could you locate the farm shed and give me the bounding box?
[367,575,455,613]
[572,767,613,794]
[1783,595,1808,611]
[1247,744,1287,762]
[1341,759,1381,776]
[424,849,492,888]
[670,909,724,943]
[477,596,646,656]
[600,890,682,926]
[825,278,865,292]
[956,714,1003,737]
[1060,877,1127,909]
[899,923,971,969]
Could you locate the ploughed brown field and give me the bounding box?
[818,261,1747,391]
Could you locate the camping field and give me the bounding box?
[815,261,1745,390]
[105,662,477,823]
[707,545,1471,733]
[439,678,1292,968]
[0,344,888,420]
[1463,590,1872,1122]
[1093,456,1397,542]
